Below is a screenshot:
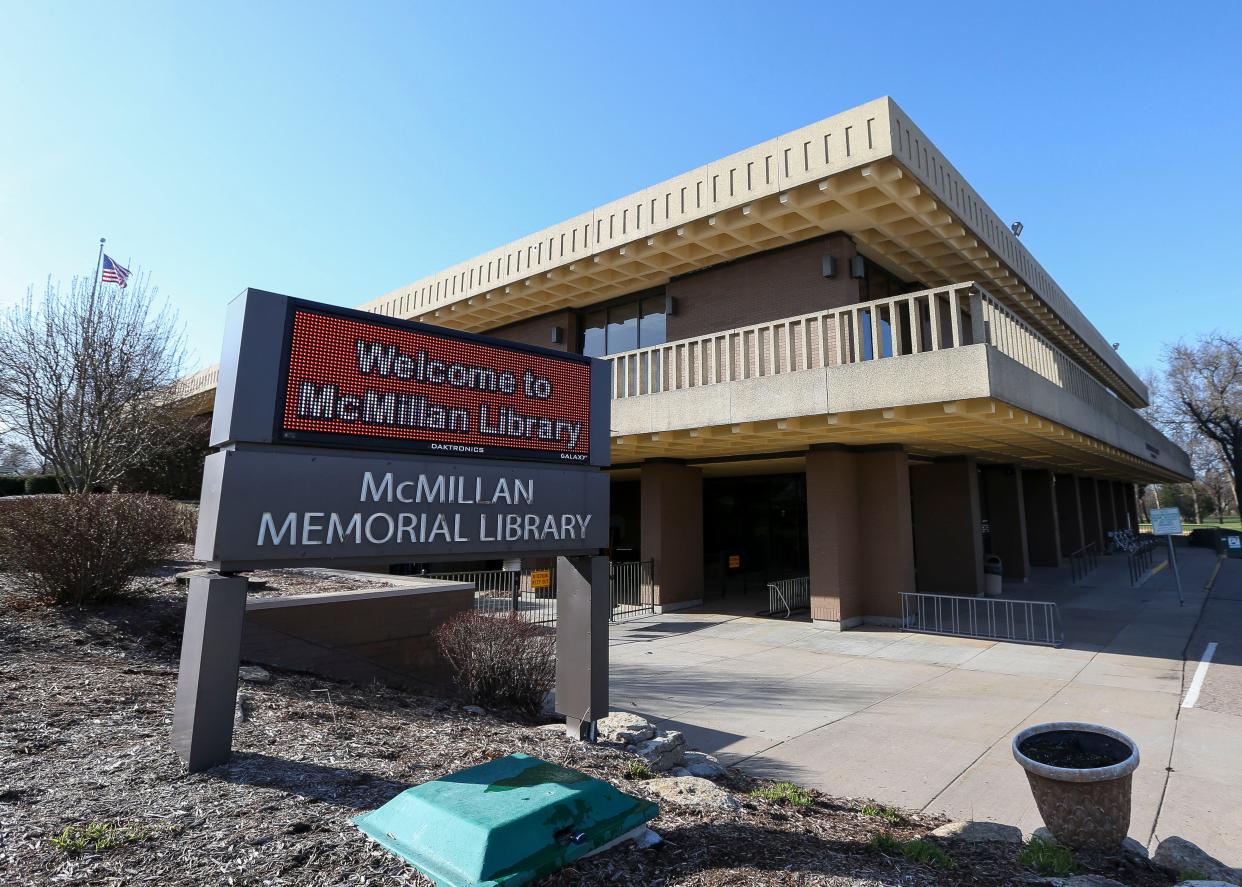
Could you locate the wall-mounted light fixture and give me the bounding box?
[821,255,837,278]
[551,326,565,345]
[1011,221,1024,237]
[850,256,866,279]
[665,294,678,316]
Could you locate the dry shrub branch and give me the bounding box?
[0,493,183,605]
[433,610,555,717]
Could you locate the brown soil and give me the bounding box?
[0,563,1177,886]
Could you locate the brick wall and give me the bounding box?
[666,233,862,340]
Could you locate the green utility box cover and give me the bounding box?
[354,753,658,887]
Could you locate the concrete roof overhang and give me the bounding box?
[365,98,1148,409]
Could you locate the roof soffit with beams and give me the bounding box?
[361,97,1147,408]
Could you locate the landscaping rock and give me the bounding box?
[931,820,1022,843]
[1154,836,1241,886]
[597,711,655,745]
[238,666,271,684]
[630,730,685,771]
[1120,836,1149,860]
[643,776,740,812]
[682,750,727,779]
[462,705,485,715]
[1177,882,1240,887]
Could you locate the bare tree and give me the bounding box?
[0,439,36,475]
[0,274,184,493]
[1160,332,1242,511]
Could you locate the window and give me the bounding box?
[579,290,668,357]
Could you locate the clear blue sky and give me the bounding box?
[2,2,1239,378]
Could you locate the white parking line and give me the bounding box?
[1181,642,1218,709]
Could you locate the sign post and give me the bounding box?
[174,289,612,770]
[1149,507,1185,606]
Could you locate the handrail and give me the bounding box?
[1069,541,1100,584]
[608,282,980,398]
[766,577,810,618]
[605,281,1128,418]
[1126,536,1160,586]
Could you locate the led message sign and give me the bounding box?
[275,302,593,463]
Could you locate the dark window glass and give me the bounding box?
[639,295,667,348]
[581,309,606,358]
[606,300,639,354]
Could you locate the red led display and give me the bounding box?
[278,307,592,462]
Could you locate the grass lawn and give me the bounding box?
[1139,518,1241,533]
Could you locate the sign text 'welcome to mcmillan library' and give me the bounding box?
[278,306,592,462]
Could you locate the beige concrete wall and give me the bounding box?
[640,461,704,609]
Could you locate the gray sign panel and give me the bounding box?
[196,445,608,570]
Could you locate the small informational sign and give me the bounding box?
[1228,536,1241,550]
[1149,507,1184,536]
[530,569,552,589]
[727,554,741,569]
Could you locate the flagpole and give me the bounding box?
[90,237,105,299]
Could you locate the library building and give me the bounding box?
[178,97,1190,629]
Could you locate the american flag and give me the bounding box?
[101,255,130,288]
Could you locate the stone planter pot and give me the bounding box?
[1012,722,1139,850]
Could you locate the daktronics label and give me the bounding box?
[278,308,591,462]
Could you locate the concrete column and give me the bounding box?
[640,461,703,611]
[806,446,914,629]
[1112,479,1132,529]
[982,465,1030,581]
[1097,479,1117,536]
[1055,473,1086,556]
[806,448,862,627]
[1022,469,1062,567]
[857,448,916,623]
[1126,483,1140,532]
[1080,476,1105,550]
[910,459,985,597]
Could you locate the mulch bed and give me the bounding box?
[0,562,1177,886]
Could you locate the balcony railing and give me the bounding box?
[606,282,1119,417]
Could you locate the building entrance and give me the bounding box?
[703,473,809,600]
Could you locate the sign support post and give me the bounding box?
[1150,507,1185,606]
[554,555,609,740]
[172,574,249,771]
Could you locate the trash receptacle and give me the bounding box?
[984,555,1003,597]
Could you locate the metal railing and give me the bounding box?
[1069,542,1100,584]
[429,568,558,625]
[610,560,655,623]
[438,560,657,628]
[900,592,1062,647]
[767,577,810,618]
[1126,536,1160,586]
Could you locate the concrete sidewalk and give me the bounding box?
[608,546,1240,863]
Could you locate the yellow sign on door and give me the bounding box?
[727,554,741,569]
[530,569,552,589]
